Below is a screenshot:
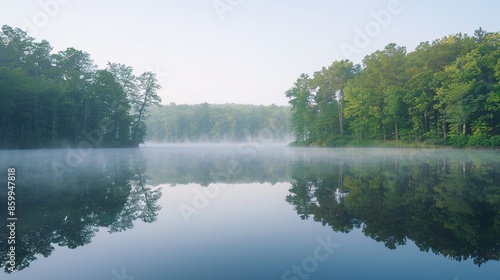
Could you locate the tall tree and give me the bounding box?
[131,71,162,145]
[286,74,313,143]
[0,24,163,148]
[311,60,360,141]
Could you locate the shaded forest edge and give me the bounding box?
[285,28,500,148]
[0,25,161,149]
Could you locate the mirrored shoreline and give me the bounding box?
[1,146,499,276]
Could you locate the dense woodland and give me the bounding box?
[0,25,161,149]
[3,25,500,148]
[286,29,500,147]
[146,103,292,142]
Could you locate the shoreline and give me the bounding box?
[287,140,500,150]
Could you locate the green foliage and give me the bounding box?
[0,25,161,148]
[285,29,500,147]
[286,74,314,141]
[145,103,292,142]
[489,135,500,147]
[331,137,348,147]
[286,61,359,144]
[468,134,491,146]
[448,135,469,147]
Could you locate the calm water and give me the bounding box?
[0,145,499,279]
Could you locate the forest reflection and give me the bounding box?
[0,149,162,273]
[286,149,500,266]
[1,147,499,273]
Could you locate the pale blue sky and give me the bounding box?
[1,0,499,105]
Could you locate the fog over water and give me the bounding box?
[0,145,499,279]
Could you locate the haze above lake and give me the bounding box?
[1,145,499,279]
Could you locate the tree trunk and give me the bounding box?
[132,97,148,144]
[424,110,428,134]
[436,112,440,137]
[443,117,447,139]
[337,91,343,138]
[395,120,399,141]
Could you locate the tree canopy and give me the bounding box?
[285,29,500,147]
[0,25,161,149]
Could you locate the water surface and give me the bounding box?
[1,145,499,279]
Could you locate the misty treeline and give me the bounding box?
[0,25,161,149]
[286,28,500,147]
[146,103,292,142]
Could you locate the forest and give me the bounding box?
[4,25,500,149]
[145,103,292,142]
[0,25,161,149]
[286,28,500,147]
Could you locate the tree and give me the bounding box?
[52,47,96,143]
[89,70,132,146]
[145,103,292,143]
[311,60,360,142]
[131,71,162,145]
[106,62,139,102]
[286,74,314,143]
[285,29,500,146]
[383,86,405,141]
[0,24,162,148]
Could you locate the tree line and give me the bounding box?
[285,28,500,147]
[146,103,292,142]
[0,25,161,149]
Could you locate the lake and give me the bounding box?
[1,144,499,279]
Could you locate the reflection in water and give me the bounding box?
[1,146,499,276]
[0,149,162,273]
[144,144,292,186]
[286,150,500,266]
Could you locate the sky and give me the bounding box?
[1,0,500,106]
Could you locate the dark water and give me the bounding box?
[0,144,499,279]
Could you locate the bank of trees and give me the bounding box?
[0,25,161,148]
[146,103,292,142]
[286,29,500,146]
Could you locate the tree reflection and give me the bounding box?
[287,153,500,266]
[144,145,292,186]
[0,149,162,273]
